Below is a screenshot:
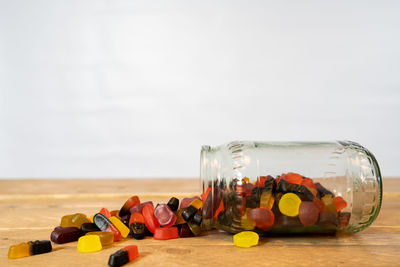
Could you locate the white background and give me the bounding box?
[0,0,399,178]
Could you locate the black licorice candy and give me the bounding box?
[80,223,100,234]
[130,223,146,240]
[192,212,202,226]
[182,205,197,222]
[167,197,179,211]
[108,249,129,267]
[51,226,82,244]
[29,240,52,255]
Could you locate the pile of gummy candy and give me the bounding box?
[214,173,350,235]
[7,172,350,266]
[7,192,207,266]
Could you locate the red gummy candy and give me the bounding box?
[142,204,160,233]
[283,173,303,185]
[247,208,275,230]
[129,212,145,226]
[154,227,179,240]
[154,204,177,227]
[99,208,111,218]
[123,245,139,261]
[333,196,347,212]
[301,178,315,188]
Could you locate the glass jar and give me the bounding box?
[200,141,382,234]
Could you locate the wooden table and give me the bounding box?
[0,178,399,266]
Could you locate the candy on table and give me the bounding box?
[187,221,201,236]
[29,240,52,255]
[89,215,94,223]
[180,196,201,209]
[99,208,112,218]
[51,226,83,244]
[120,214,130,227]
[119,195,140,217]
[321,195,338,214]
[110,210,119,217]
[333,196,347,212]
[247,208,275,230]
[182,205,197,222]
[86,231,114,246]
[278,193,302,217]
[109,216,130,238]
[192,212,203,226]
[233,231,259,248]
[60,213,90,228]
[129,201,153,214]
[242,177,250,183]
[108,245,139,267]
[93,213,122,242]
[260,191,274,210]
[167,197,179,211]
[8,240,52,259]
[179,224,194,238]
[189,199,203,210]
[80,222,100,235]
[130,222,146,240]
[298,201,319,226]
[142,203,160,233]
[108,249,129,267]
[129,212,145,225]
[8,242,31,259]
[240,209,256,230]
[154,227,179,240]
[338,212,351,227]
[174,209,186,225]
[77,235,102,253]
[154,204,177,227]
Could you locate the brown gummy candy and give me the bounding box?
[298,201,319,226]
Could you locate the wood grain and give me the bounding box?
[0,178,399,266]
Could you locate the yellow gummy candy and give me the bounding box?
[242,177,250,183]
[77,235,102,253]
[8,242,31,259]
[190,199,203,210]
[233,231,259,248]
[240,209,256,230]
[61,213,90,228]
[109,216,130,238]
[321,195,337,214]
[278,193,301,217]
[260,192,275,209]
[86,231,114,246]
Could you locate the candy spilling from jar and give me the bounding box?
[202,172,350,234]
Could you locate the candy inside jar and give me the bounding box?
[200,141,382,234]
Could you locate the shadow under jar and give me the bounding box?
[200,141,382,235]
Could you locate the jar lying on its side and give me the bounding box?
[200,141,382,234]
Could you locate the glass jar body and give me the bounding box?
[200,141,382,234]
